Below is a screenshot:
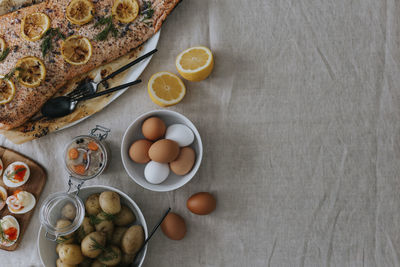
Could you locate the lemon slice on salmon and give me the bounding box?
[21,12,51,42]
[112,0,139,23]
[15,56,46,88]
[0,38,6,53]
[61,35,92,65]
[66,0,95,25]
[148,71,186,107]
[176,46,214,82]
[0,38,9,61]
[0,77,15,104]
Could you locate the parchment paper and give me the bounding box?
[1,0,400,266]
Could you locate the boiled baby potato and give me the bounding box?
[81,232,106,258]
[120,253,135,267]
[114,205,136,226]
[56,243,65,254]
[77,217,94,242]
[110,227,127,246]
[62,203,77,220]
[91,260,104,267]
[98,245,122,266]
[59,244,84,265]
[56,219,75,244]
[78,257,92,267]
[56,258,76,267]
[95,218,114,241]
[99,191,121,215]
[85,194,102,215]
[121,225,144,255]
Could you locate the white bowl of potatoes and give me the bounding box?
[37,185,148,267]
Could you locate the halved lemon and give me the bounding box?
[0,38,6,53]
[61,35,92,65]
[148,71,186,107]
[15,56,46,88]
[66,0,95,25]
[112,0,139,23]
[21,12,51,42]
[176,46,214,82]
[0,77,15,104]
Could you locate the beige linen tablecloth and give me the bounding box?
[1,0,400,266]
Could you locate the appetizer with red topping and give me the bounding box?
[3,162,30,187]
[6,190,36,214]
[0,158,3,176]
[0,186,7,210]
[0,215,19,246]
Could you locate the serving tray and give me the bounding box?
[0,146,47,251]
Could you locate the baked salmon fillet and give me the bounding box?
[0,0,180,129]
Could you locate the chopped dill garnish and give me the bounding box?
[41,28,65,57]
[90,237,106,251]
[89,212,115,225]
[141,1,154,22]
[94,15,119,41]
[3,67,22,80]
[0,47,10,62]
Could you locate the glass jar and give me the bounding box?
[39,125,110,241]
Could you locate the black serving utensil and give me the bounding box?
[41,79,141,118]
[72,48,158,97]
[131,207,171,267]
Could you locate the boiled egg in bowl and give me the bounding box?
[6,190,36,214]
[0,186,7,210]
[3,162,30,187]
[0,215,19,246]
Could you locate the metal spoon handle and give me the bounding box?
[76,79,141,101]
[99,48,158,84]
[131,207,171,267]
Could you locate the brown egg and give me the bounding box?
[187,192,216,215]
[170,147,196,175]
[129,139,153,164]
[161,212,186,240]
[142,117,166,141]
[148,139,180,163]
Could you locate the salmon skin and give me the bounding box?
[0,0,180,130]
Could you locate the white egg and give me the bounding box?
[165,124,195,147]
[6,191,36,214]
[0,215,19,246]
[0,186,7,210]
[144,161,170,184]
[3,161,30,188]
[0,158,3,176]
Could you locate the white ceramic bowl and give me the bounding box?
[37,185,148,267]
[121,110,203,192]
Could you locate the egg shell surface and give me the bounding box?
[142,117,166,141]
[161,212,186,240]
[187,192,217,215]
[165,124,195,147]
[170,147,196,175]
[148,139,180,163]
[144,161,170,184]
[129,139,153,164]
